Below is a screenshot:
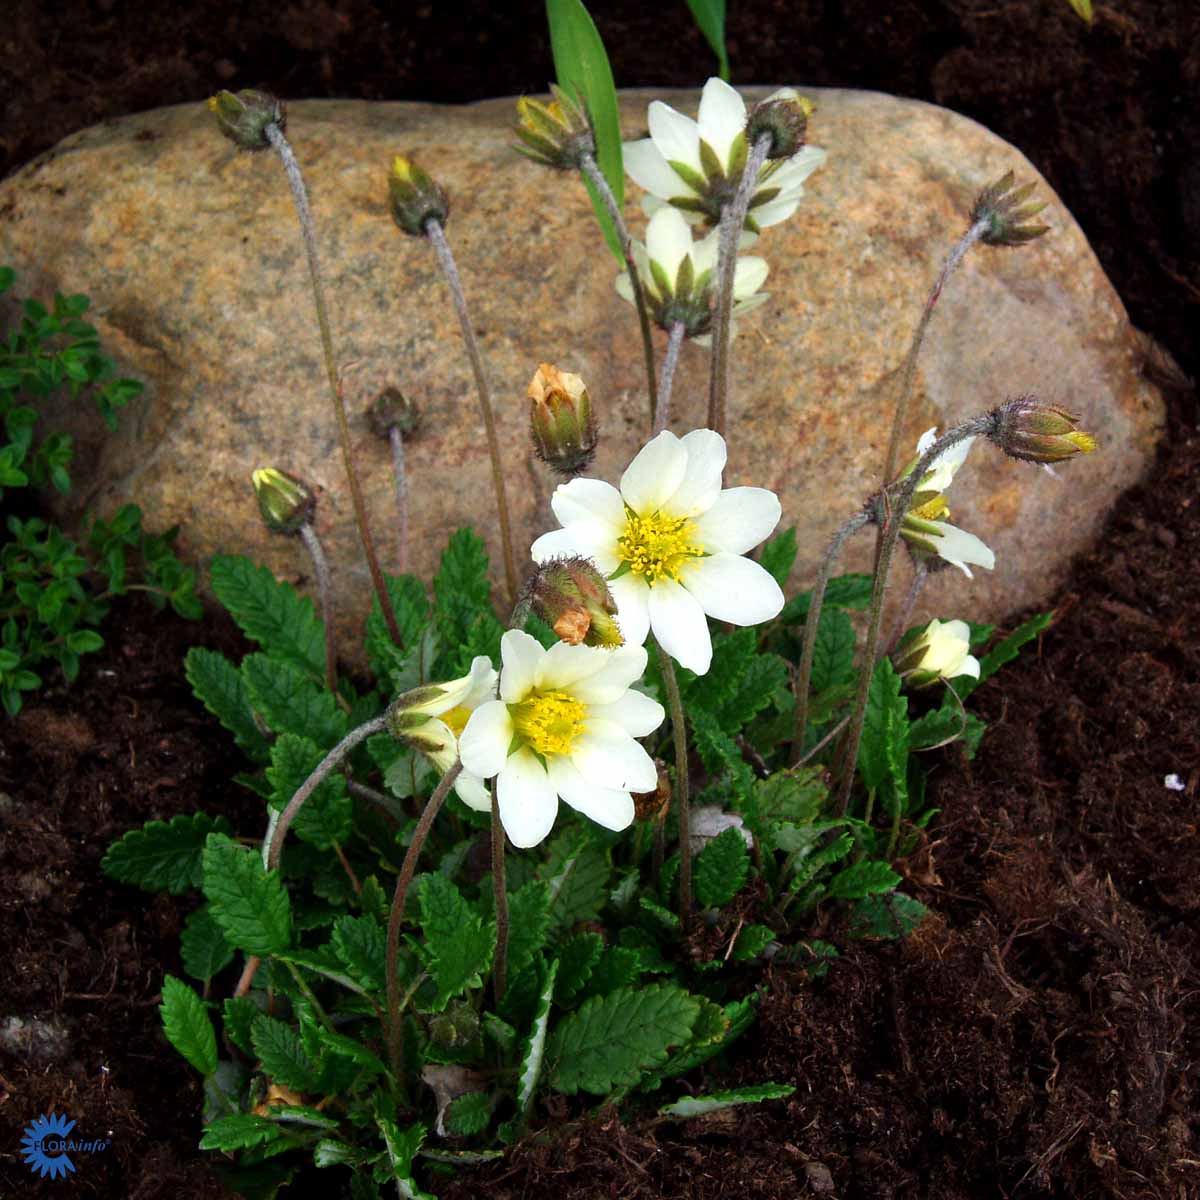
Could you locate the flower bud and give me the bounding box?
[632,759,671,823]
[251,467,315,535]
[894,618,980,687]
[207,89,285,152]
[970,171,1049,247]
[989,395,1097,463]
[513,85,595,170]
[388,155,450,237]
[522,555,623,648]
[528,363,597,478]
[367,386,420,440]
[746,89,813,160]
[428,1001,480,1049]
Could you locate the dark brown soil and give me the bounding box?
[1,2,1197,1198]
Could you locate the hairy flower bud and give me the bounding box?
[367,386,420,439]
[971,171,1050,247]
[894,618,980,688]
[251,467,315,534]
[388,155,450,236]
[428,1001,480,1049]
[522,555,623,648]
[746,88,813,160]
[207,89,285,152]
[989,395,1097,463]
[528,363,597,478]
[514,85,595,170]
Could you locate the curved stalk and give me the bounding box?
[388,425,410,575]
[298,522,338,696]
[654,321,686,436]
[656,642,692,926]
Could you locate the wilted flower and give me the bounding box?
[251,467,315,535]
[528,363,598,477]
[207,89,284,151]
[894,618,981,687]
[459,631,664,848]
[971,171,1049,247]
[522,555,623,648]
[989,395,1097,463]
[367,386,420,439]
[387,154,449,236]
[745,88,813,160]
[531,429,783,675]
[624,78,826,231]
[513,85,595,170]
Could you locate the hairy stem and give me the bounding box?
[656,642,692,925]
[265,123,403,649]
[388,426,410,576]
[707,133,772,437]
[490,781,509,1004]
[883,562,929,659]
[425,219,518,607]
[298,521,338,695]
[654,321,686,436]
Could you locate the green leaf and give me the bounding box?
[684,0,730,80]
[547,0,624,258]
[181,907,235,983]
[857,658,908,795]
[970,610,1056,693]
[209,554,324,679]
[732,922,777,961]
[1065,0,1093,24]
[102,812,234,895]
[445,1090,495,1137]
[581,945,644,1000]
[505,879,554,980]
[641,995,730,1088]
[266,732,352,850]
[827,859,901,900]
[185,647,272,762]
[736,766,828,839]
[374,1117,433,1200]
[555,930,604,1006]
[160,974,218,1076]
[243,653,348,748]
[251,1014,319,1092]
[541,836,612,929]
[199,1113,287,1152]
[688,706,754,802]
[847,890,929,939]
[782,572,874,624]
[330,913,387,992]
[907,705,966,751]
[202,835,292,956]
[548,985,700,1095]
[517,958,558,1115]
[810,606,857,693]
[417,874,494,1009]
[315,1027,388,1078]
[433,529,494,676]
[223,996,260,1056]
[660,1082,794,1119]
[694,827,750,909]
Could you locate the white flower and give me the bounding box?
[615,206,768,345]
[458,631,665,848]
[900,427,995,578]
[530,429,784,675]
[624,78,826,231]
[391,655,497,810]
[896,618,981,686]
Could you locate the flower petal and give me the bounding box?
[648,575,713,675]
[497,750,559,848]
[732,255,769,300]
[747,197,800,228]
[547,756,635,832]
[693,486,782,555]
[569,642,649,704]
[459,700,514,778]
[925,520,995,574]
[530,522,620,575]
[571,719,659,792]
[454,770,492,812]
[647,99,701,170]
[588,689,665,737]
[645,207,695,283]
[620,430,688,514]
[550,478,626,531]
[767,146,827,190]
[607,573,651,648]
[498,629,544,702]
[680,553,785,625]
[697,77,747,166]
[535,640,611,692]
[656,428,727,518]
[624,137,697,200]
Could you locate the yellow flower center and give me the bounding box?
[910,493,950,523]
[441,705,473,737]
[617,511,703,584]
[511,690,587,758]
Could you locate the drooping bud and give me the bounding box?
[428,1001,480,1049]
[746,88,813,160]
[522,555,623,648]
[513,85,595,170]
[251,467,315,534]
[894,618,980,688]
[367,386,420,440]
[207,89,285,152]
[528,363,597,478]
[988,395,1097,463]
[970,171,1050,247]
[387,155,450,236]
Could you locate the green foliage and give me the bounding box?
[433,528,495,677]
[781,572,874,624]
[202,835,293,956]
[251,1014,321,1093]
[416,874,494,1009]
[266,733,352,850]
[101,813,234,895]
[684,0,730,80]
[244,654,349,748]
[660,1082,794,1119]
[694,828,750,909]
[516,959,558,1116]
[160,974,218,1076]
[758,526,796,587]
[181,907,235,983]
[185,647,273,762]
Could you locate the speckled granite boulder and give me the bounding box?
[0,90,1162,658]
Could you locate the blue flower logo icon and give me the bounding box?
[21,1112,78,1179]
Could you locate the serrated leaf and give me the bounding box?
[199,1113,287,1152]
[251,1014,319,1092]
[758,524,795,586]
[694,827,750,909]
[505,879,553,980]
[160,974,218,1075]
[548,985,700,1095]
[971,610,1055,692]
[365,573,430,666]
[782,572,875,624]
[643,996,730,1089]
[736,766,828,839]
[210,554,324,679]
[847,890,929,939]
[689,706,754,802]
[517,958,558,1116]
[432,529,492,675]
[266,1104,340,1130]
[314,1027,388,1078]
[541,837,612,929]
[102,813,234,895]
[555,931,604,1006]
[202,835,292,956]
[732,922,777,961]
[417,874,494,1009]
[827,859,901,900]
[907,705,966,750]
[858,658,908,796]
[223,996,260,1056]
[243,653,348,749]
[374,1118,433,1199]
[266,732,352,849]
[330,914,386,992]
[185,647,272,762]
[660,1082,794,1119]
[811,606,857,693]
[444,1090,495,1137]
[314,1138,370,1169]
[181,906,235,983]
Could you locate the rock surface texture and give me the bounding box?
[0,91,1162,658]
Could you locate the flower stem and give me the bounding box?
[388,425,410,575]
[884,562,929,658]
[708,133,772,438]
[264,123,403,649]
[834,418,992,814]
[386,759,463,1079]
[424,218,518,608]
[298,521,338,696]
[654,321,686,436]
[789,510,871,765]
[266,715,389,872]
[656,642,692,925]
[490,781,509,1005]
[578,151,658,429]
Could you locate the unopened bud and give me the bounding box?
[523,555,622,648]
[746,89,813,160]
[388,155,450,237]
[894,618,980,688]
[207,89,285,152]
[971,171,1050,247]
[989,395,1097,463]
[367,386,420,439]
[632,759,671,822]
[251,467,315,534]
[514,85,595,170]
[528,363,597,478]
[428,1001,480,1048]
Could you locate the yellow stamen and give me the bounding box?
[511,690,587,757]
[441,705,473,738]
[617,511,703,584]
[910,494,950,523]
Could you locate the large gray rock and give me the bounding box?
[0,90,1162,659]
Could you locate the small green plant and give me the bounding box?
[0,267,200,714]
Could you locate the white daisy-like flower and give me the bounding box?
[900,427,995,578]
[458,630,664,849]
[390,655,497,810]
[896,618,981,687]
[615,206,768,345]
[624,78,827,231]
[530,429,784,676]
